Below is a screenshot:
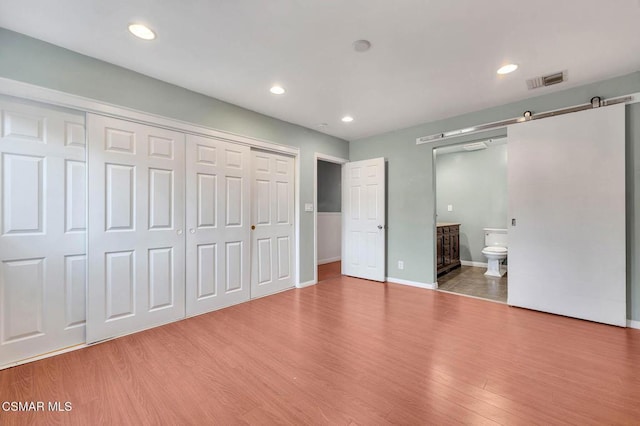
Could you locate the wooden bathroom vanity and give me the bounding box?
[437,223,461,275]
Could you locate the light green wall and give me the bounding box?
[0,28,349,284]
[436,143,508,262]
[317,160,342,212]
[351,71,640,321]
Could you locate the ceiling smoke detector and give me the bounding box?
[353,40,371,52]
[526,70,568,90]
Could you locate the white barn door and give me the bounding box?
[185,134,251,316]
[87,114,185,343]
[343,158,386,281]
[251,150,295,298]
[508,104,626,326]
[0,98,86,366]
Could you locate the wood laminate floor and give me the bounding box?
[438,265,508,303]
[1,275,639,425]
[317,261,341,282]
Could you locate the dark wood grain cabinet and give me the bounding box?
[437,223,461,275]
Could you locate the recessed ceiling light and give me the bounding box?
[128,24,156,40]
[353,40,372,53]
[341,116,354,123]
[270,86,285,95]
[497,64,518,75]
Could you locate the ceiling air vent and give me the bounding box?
[463,142,487,151]
[526,70,567,90]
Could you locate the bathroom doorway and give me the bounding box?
[433,138,508,303]
[313,154,348,284]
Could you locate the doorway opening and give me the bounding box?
[313,154,347,284]
[433,138,508,303]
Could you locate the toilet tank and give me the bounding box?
[484,228,508,247]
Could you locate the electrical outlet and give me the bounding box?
[447,204,453,212]
[398,261,404,270]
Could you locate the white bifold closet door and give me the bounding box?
[87,114,185,343]
[185,134,251,316]
[507,104,626,326]
[251,150,295,298]
[0,98,86,366]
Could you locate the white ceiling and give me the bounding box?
[1,1,640,141]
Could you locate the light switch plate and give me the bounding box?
[304,203,314,212]
[447,204,453,212]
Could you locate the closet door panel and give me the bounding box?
[185,135,250,317]
[0,97,86,367]
[87,114,185,343]
[250,150,295,298]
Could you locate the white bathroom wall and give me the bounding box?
[317,212,342,264]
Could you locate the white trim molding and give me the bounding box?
[297,279,317,289]
[386,277,437,290]
[627,319,640,329]
[461,260,488,268]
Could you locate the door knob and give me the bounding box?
[378,225,383,229]
[177,229,183,235]
[189,228,195,234]
[251,225,256,230]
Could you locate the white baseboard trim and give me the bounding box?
[297,279,317,289]
[318,257,341,265]
[386,277,437,290]
[461,260,488,268]
[627,319,640,329]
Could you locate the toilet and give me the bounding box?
[481,228,507,277]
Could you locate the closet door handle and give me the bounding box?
[177,229,183,235]
[189,228,195,234]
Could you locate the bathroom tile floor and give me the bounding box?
[437,265,507,303]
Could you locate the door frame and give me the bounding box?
[311,152,348,286]
[430,134,508,286]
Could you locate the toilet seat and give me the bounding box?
[482,246,507,254]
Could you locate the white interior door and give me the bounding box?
[0,97,86,366]
[87,114,185,343]
[507,104,626,326]
[251,150,295,298]
[343,158,386,281]
[185,134,251,316]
